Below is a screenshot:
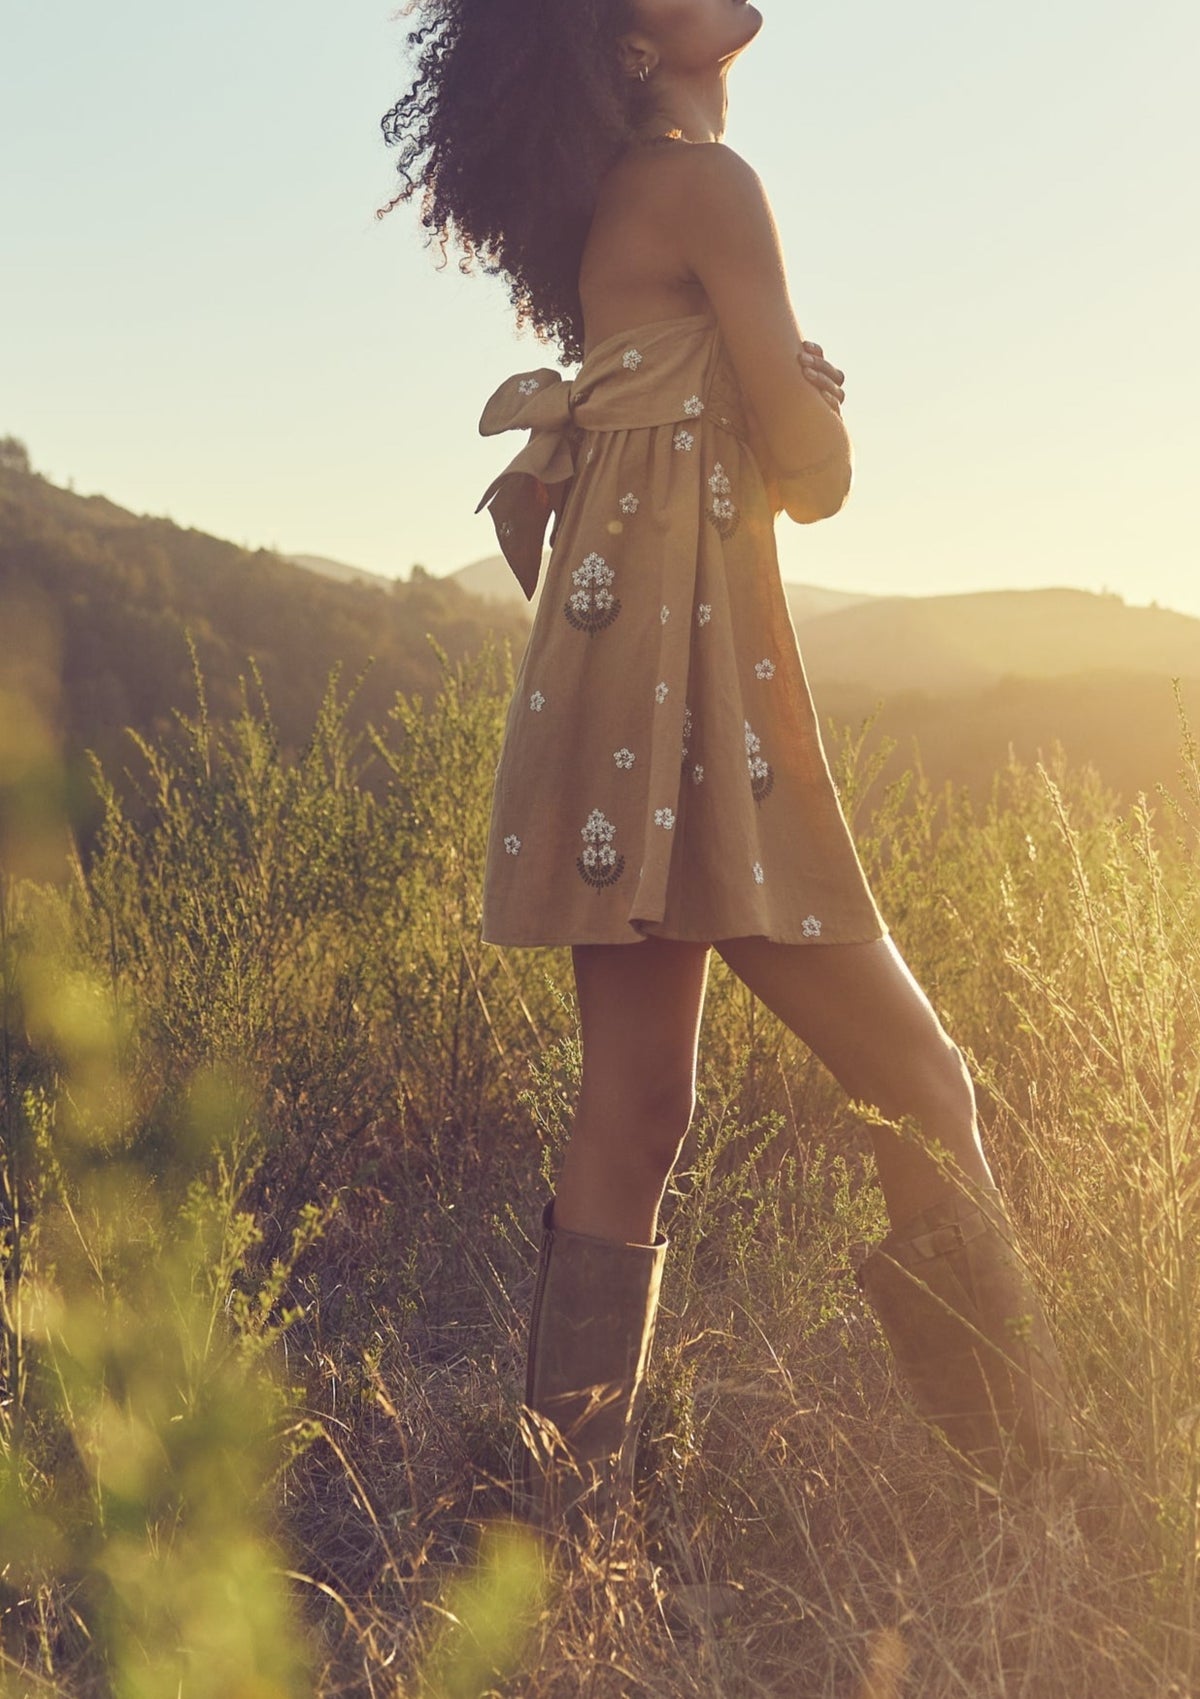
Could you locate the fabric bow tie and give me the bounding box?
[474,368,581,601]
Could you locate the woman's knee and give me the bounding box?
[862,1033,976,1126]
[574,1073,697,1174]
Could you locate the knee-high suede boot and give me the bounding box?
[519,1198,667,1538]
[857,1183,1087,1491]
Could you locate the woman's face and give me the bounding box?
[621,0,762,77]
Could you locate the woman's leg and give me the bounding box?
[713,932,991,1226]
[553,934,712,1244]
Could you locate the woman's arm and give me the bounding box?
[667,143,852,523]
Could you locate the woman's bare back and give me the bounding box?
[578,144,713,356]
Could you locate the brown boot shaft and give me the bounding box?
[859,1186,1080,1487]
[522,1199,667,1532]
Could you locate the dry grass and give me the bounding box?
[0,640,1196,1696]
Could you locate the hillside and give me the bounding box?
[798,586,1200,696]
[447,552,1199,695]
[789,588,1200,807]
[285,552,398,591]
[0,467,531,853]
[4,456,1196,863]
[440,554,1200,809]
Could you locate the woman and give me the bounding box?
[382,0,1090,1540]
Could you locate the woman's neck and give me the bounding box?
[631,67,729,146]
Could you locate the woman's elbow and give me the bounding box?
[780,458,853,524]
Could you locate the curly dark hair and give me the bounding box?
[379,0,653,365]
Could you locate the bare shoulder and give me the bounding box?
[598,139,762,208]
[667,143,776,236]
[676,140,763,186]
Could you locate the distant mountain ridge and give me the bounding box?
[286,553,398,590]
[316,547,1200,808]
[438,550,1200,689]
[444,551,881,628]
[3,462,1198,849]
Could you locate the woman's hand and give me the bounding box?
[799,341,845,412]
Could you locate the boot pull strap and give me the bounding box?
[906,1222,969,1261]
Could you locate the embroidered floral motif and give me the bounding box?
[529,690,546,711]
[744,719,775,803]
[696,603,712,626]
[517,377,540,396]
[706,461,740,539]
[673,428,695,453]
[754,659,776,680]
[504,835,521,855]
[564,550,622,634]
[802,914,822,937]
[660,604,670,624]
[622,348,643,371]
[577,808,625,887]
[680,704,693,764]
[683,395,704,417]
[655,681,669,705]
[692,764,704,784]
[613,747,635,769]
[654,807,675,831]
[752,861,764,884]
[619,492,640,515]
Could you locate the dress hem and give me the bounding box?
[479,920,891,950]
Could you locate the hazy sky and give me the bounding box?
[4,1,1197,612]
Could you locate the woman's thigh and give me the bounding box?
[712,933,971,1122]
[571,935,712,1120]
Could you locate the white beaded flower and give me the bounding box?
[619,492,640,515]
[613,747,635,769]
[583,807,615,840]
[802,914,822,937]
[696,603,712,626]
[579,808,617,869]
[660,604,670,624]
[745,719,774,800]
[706,461,740,539]
[529,690,546,711]
[504,835,522,855]
[517,377,540,396]
[622,348,643,370]
[566,550,617,622]
[578,808,623,885]
[754,659,776,680]
[683,395,704,417]
[654,807,676,831]
[655,681,669,704]
[752,861,764,885]
[673,428,695,452]
[692,764,704,784]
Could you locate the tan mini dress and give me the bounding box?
[474,311,890,950]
